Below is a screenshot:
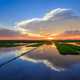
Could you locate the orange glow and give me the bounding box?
[47,37,54,40]
[0,32,80,40]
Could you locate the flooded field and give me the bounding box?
[0,44,80,80]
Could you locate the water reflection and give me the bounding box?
[21,44,80,68]
[0,45,80,80]
[0,46,53,80]
[0,46,35,67]
[0,44,80,68]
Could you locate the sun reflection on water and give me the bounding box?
[16,46,35,56]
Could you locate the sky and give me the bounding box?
[0,0,80,27]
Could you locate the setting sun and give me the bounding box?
[47,37,54,40]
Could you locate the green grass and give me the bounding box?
[0,40,44,47]
[55,42,80,55]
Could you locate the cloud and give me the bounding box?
[17,8,80,35]
[20,56,65,72]
[0,28,20,36]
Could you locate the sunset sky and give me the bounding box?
[0,0,80,40]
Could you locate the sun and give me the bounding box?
[47,37,53,40]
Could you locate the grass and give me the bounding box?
[0,40,45,47]
[0,40,53,47]
[55,41,80,55]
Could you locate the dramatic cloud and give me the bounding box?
[17,8,80,35]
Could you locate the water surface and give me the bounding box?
[0,45,80,80]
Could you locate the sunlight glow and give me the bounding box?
[47,37,54,40]
[52,44,56,48]
[16,46,35,56]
